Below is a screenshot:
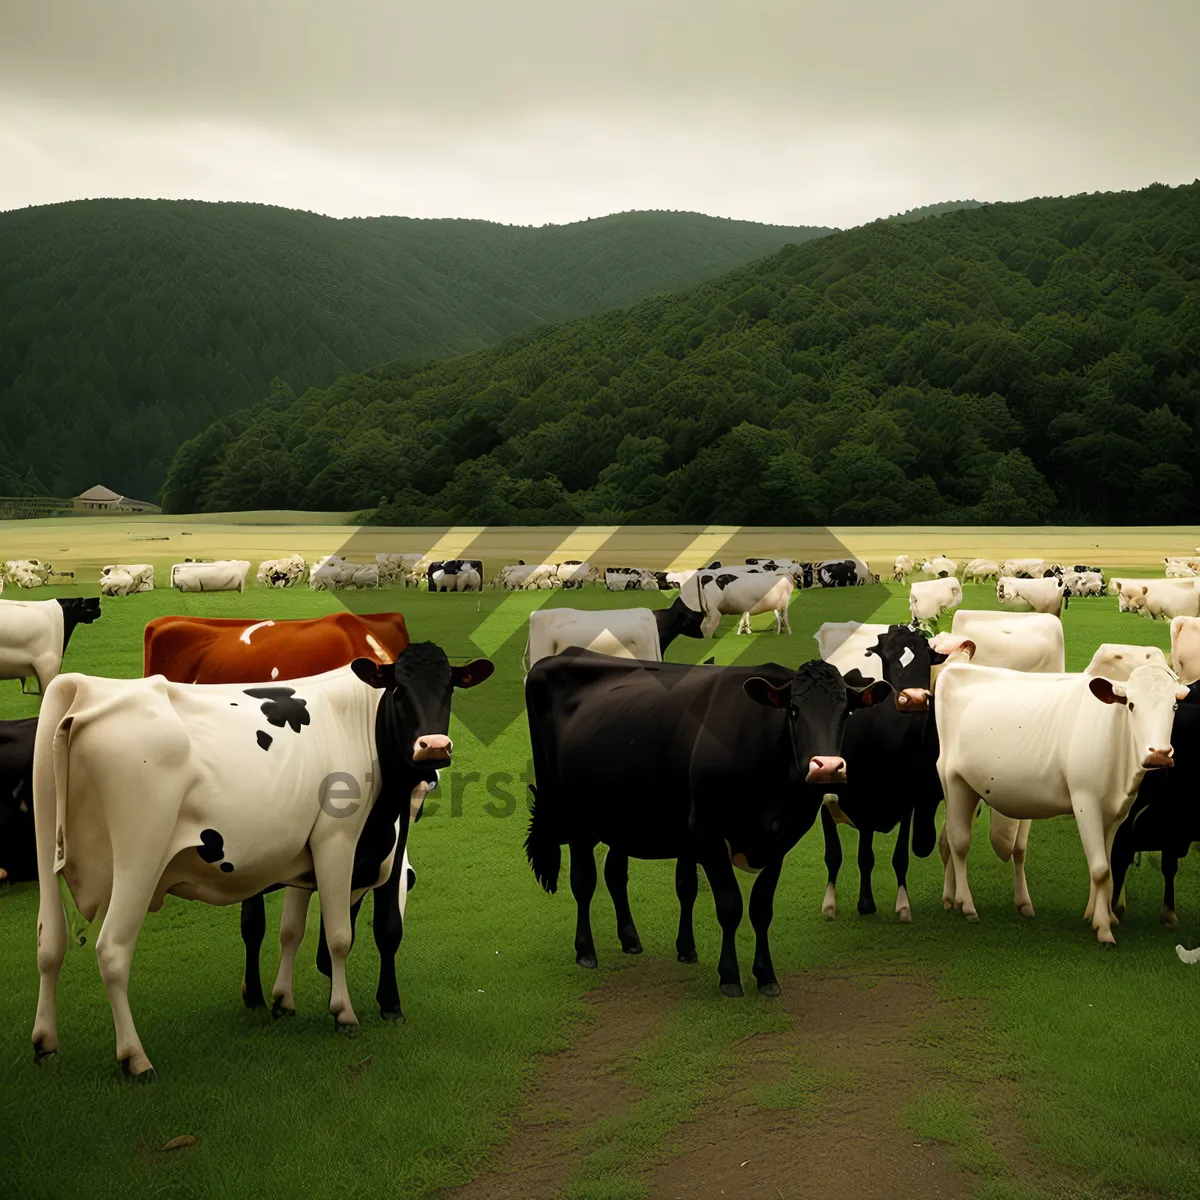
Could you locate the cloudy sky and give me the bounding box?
[2,0,1197,228]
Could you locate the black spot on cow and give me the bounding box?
[407,866,416,891]
[243,687,310,733]
[715,574,737,590]
[220,862,234,873]
[230,702,238,706]
[197,828,225,864]
[256,730,273,751]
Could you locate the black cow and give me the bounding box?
[428,559,484,591]
[795,562,816,589]
[820,626,961,922]
[0,718,38,884]
[239,643,494,1019]
[1111,681,1200,930]
[653,595,706,652]
[524,649,890,997]
[817,559,866,587]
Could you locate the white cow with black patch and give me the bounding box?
[696,570,793,637]
[100,564,155,596]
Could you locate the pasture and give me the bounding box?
[1,565,1198,1198]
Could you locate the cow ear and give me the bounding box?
[452,658,495,689]
[841,668,877,690]
[352,658,392,689]
[1089,677,1128,706]
[847,680,892,709]
[744,677,789,708]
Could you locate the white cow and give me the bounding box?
[920,556,958,578]
[997,575,1066,616]
[5,560,50,589]
[936,662,1186,943]
[1119,580,1200,621]
[554,561,600,589]
[1170,616,1200,684]
[29,650,492,1078]
[940,611,1065,674]
[1001,558,1046,579]
[1164,557,1200,578]
[376,553,425,586]
[525,608,663,672]
[99,564,155,596]
[1084,643,1171,681]
[495,563,557,590]
[697,570,793,637]
[1062,570,1103,598]
[893,555,915,582]
[172,560,250,593]
[962,559,1000,583]
[909,577,962,624]
[256,554,307,588]
[0,597,101,693]
[604,567,659,592]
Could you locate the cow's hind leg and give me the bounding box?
[371,870,406,1020]
[1161,851,1180,930]
[675,857,699,963]
[603,850,642,955]
[32,878,69,1064]
[311,840,361,1031]
[698,848,744,997]
[240,894,267,1009]
[569,839,600,969]
[271,887,311,1016]
[317,894,364,978]
[748,860,784,995]
[944,777,980,921]
[820,805,841,920]
[856,829,877,915]
[893,807,912,922]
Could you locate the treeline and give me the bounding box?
[163,182,1200,525]
[0,200,832,500]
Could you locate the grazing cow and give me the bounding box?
[30,644,495,1077]
[962,559,1000,583]
[820,626,974,923]
[171,560,251,593]
[909,577,962,625]
[1001,558,1045,579]
[5,560,52,589]
[1165,557,1200,579]
[817,559,871,587]
[428,560,484,592]
[937,611,1065,676]
[523,648,889,995]
[494,563,556,590]
[893,555,915,582]
[375,553,426,585]
[523,596,705,672]
[0,598,101,694]
[100,564,154,596]
[554,561,600,589]
[1062,570,1103,598]
[1112,682,1200,932]
[1170,616,1200,684]
[696,570,794,637]
[604,567,658,592]
[0,718,38,884]
[1119,580,1200,621]
[921,556,958,579]
[936,663,1186,943]
[1084,643,1171,681]
[997,575,1066,616]
[256,554,308,588]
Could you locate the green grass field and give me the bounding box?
[0,580,1196,1199]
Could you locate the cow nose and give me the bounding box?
[413,734,453,762]
[1144,747,1175,770]
[807,756,847,785]
[895,688,932,712]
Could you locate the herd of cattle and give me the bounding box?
[4,545,1200,1079]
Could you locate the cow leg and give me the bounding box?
[820,805,841,920]
[271,887,311,1016]
[372,871,406,1020]
[675,857,699,963]
[569,839,600,969]
[240,894,267,1009]
[31,876,69,1064]
[944,778,980,921]
[603,850,643,955]
[1011,819,1035,918]
[779,603,791,635]
[893,808,912,922]
[311,842,360,1031]
[93,878,157,1080]
[736,613,751,635]
[1161,852,1180,930]
[748,859,784,995]
[856,830,877,915]
[697,849,744,997]
[938,822,955,910]
[1075,804,1116,945]
[317,894,364,978]
[1110,835,1135,919]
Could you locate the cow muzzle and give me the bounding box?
[807,756,847,785]
[1144,748,1175,770]
[895,688,932,712]
[413,734,453,763]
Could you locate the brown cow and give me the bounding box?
[143,611,410,684]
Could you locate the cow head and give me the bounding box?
[1088,664,1189,771]
[352,643,493,775]
[667,594,705,639]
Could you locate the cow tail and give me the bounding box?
[33,677,78,958]
[524,783,562,894]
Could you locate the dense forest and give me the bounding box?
[163,183,1199,526]
[0,200,833,499]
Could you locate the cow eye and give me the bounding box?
[1173,703,1179,712]
[788,705,798,719]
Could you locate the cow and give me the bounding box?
[523,648,889,995]
[962,559,1000,583]
[936,662,1186,943]
[523,596,705,673]
[920,556,958,579]
[375,553,425,585]
[653,569,699,593]
[0,718,38,884]
[818,559,872,587]
[30,644,495,1078]
[1119,580,1200,621]
[893,555,915,582]
[256,554,307,588]
[1171,616,1200,684]
[1062,570,1103,598]
[696,570,794,637]
[937,611,1065,675]
[171,560,251,593]
[1084,643,1171,680]
[100,564,154,596]
[554,561,600,589]
[997,575,1066,616]
[909,577,962,625]
[0,597,101,695]
[1001,558,1045,579]
[494,563,556,590]
[820,626,974,923]
[5,560,53,589]
[1165,557,1200,579]
[429,560,484,592]
[604,567,658,592]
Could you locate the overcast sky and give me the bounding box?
[2,0,1197,228]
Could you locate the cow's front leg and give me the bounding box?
[317,894,364,978]
[1162,852,1180,929]
[938,822,955,910]
[892,808,912,922]
[736,613,751,635]
[697,846,744,997]
[271,887,311,1016]
[372,870,406,1019]
[1011,819,1035,918]
[675,857,699,963]
[856,829,877,915]
[569,838,600,969]
[240,894,267,1008]
[311,842,360,1031]
[603,850,642,955]
[748,859,783,995]
[821,805,842,919]
[1074,802,1116,945]
[944,778,979,921]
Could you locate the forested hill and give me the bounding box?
[0,200,834,499]
[164,182,1199,525]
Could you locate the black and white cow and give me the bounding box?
[0,718,37,884]
[30,642,493,1079]
[0,597,101,694]
[816,559,871,587]
[523,649,889,997]
[428,559,484,592]
[604,567,658,591]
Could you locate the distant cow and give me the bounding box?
[554,561,601,589]
[1001,559,1045,579]
[893,555,915,582]
[172,560,251,593]
[4,560,50,589]
[429,560,484,592]
[817,559,871,587]
[962,559,1000,583]
[100,563,155,596]
[1119,579,1200,621]
[696,570,794,637]
[0,718,38,883]
[1165,557,1200,578]
[1062,570,1103,598]
[909,577,962,624]
[0,597,101,694]
[604,567,658,592]
[997,575,1066,616]
[921,556,958,579]
[256,554,308,588]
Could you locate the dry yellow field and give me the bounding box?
[0,511,1195,585]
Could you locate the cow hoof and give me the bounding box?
[380,1008,405,1023]
[677,951,698,964]
[857,902,877,917]
[1017,903,1036,919]
[897,907,912,924]
[720,982,744,999]
[1099,939,1116,950]
[964,912,980,923]
[121,1060,156,1084]
[758,980,781,997]
[242,991,266,1010]
[1161,908,1180,931]
[621,943,644,956]
[822,908,837,921]
[334,1020,361,1038]
[576,954,598,970]
[942,898,953,910]
[271,998,295,1019]
[32,1046,57,1065]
